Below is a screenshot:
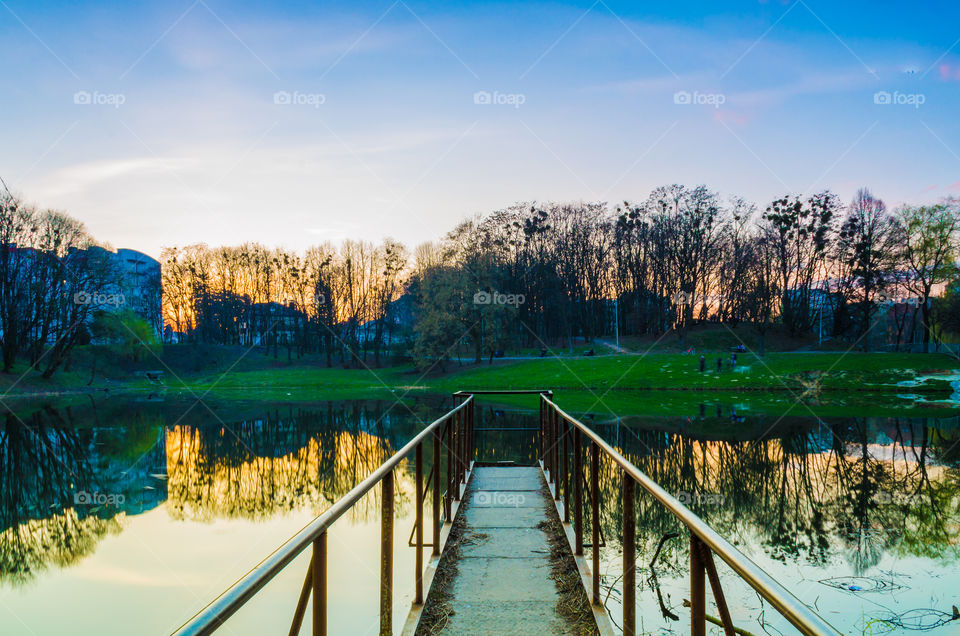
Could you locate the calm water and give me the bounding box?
[1,396,958,635]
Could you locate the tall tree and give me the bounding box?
[897,200,960,352]
[833,188,902,350]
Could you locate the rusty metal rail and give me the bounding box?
[538,394,841,636]
[171,396,474,636]
[172,389,839,636]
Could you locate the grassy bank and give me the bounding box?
[164,351,960,417]
[2,349,958,418]
[428,352,959,392]
[160,351,959,395]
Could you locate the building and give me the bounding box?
[244,301,308,346]
[114,248,162,334]
[85,246,163,336]
[785,288,836,339]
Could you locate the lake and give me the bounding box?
[1,394,958,635]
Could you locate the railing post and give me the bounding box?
[545,406,552,485]
[562,419,570,522]
[552,409,560,500]
[700,541,736,636]
[459,408,465,485]
[415,443,423,604]
[539,397,544,467]
[457,411,467,486]
[380,471,394,636]
[432,427,441,556]
[313,533,327,636]
[290,563,311,636]
[463,403,468,470]
[468,397,474,466]
[445,420,453,513]
[547,401,554,480]
[622,473,635,636]
[690,532,706,636]
[574,427,583,556]
[549,406,556,482]
[452,414,461,502]
[591,442,600,604]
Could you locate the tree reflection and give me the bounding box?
[572,414,960,577]
[0,400,431,586]
[165,404,419,522]
[0,411,127,585]
[3,400,957,592]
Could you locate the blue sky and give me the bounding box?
[1,0,959,257]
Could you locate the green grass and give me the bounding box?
[428,352,959,392]
[141,351,957,397]
[149,351,960,417]
[3,350,958,418]
[0,366,99,395]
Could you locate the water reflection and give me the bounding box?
[165,406,420,522]
[0,398,439,587]
[585,415,960,565]
[549,411,960,634]
[2,398,958,634]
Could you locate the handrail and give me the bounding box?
[172,389,838,636]
[540,394,840,636]
[171,396,474,636]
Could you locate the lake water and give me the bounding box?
[1,395,958,635]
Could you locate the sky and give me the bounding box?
[1,0,959,259]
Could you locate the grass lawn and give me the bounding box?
[135,351,960,417]
[141,351,958,394]
[3,350,958,418]
[426,352,959,392]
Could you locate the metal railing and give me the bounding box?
[171,396,475,636]
[538,394,841,636]
[172,389,839,636]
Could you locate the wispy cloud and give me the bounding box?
[2,1,958,259]
[728,70,877,107]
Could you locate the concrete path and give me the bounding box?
[435,466,576,635]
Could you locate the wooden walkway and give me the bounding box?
[412,465,604,635]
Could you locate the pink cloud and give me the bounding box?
[713,110,751,126]
[921,184,939,193]
[938,64,960,81]
[946,181,960,192]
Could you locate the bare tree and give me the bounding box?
[833,188,902,350]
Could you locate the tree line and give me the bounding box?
[163,185,959,367]
[160,238,407,366]
[0,183,122,377]
[4,180,958,376]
